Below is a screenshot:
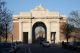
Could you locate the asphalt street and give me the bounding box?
[15,44,80,53]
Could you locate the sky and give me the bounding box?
[5,0,80,16]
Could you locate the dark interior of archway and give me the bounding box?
[32,22,47,43]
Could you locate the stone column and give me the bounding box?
[28,20,32,44]
[19,21,23,41]
[46,22,51,43]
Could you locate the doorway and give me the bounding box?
[51,32,56,43]
[23,32,28,43]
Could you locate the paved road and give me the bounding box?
[15,44,80,53]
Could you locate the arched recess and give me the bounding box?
[32,21,47,43]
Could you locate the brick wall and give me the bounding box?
[12,19,19,42]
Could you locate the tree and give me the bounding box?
[64,23,74,43]
[0,0,12,42]
[68,10,80,42]
[68,10,80,36]
[69,10,80,28]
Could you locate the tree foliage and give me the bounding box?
[0,0,12,42]
[63,23,74,43]
[69,10,80,28]
[68,10,80,36]
[64,24,74,35]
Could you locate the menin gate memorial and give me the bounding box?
[13,5,67,44]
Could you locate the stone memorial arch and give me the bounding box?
[32,21,47,43]
[13,5,67,44]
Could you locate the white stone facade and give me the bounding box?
[13,5,67,44]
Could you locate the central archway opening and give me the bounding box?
[32,22,47,43]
